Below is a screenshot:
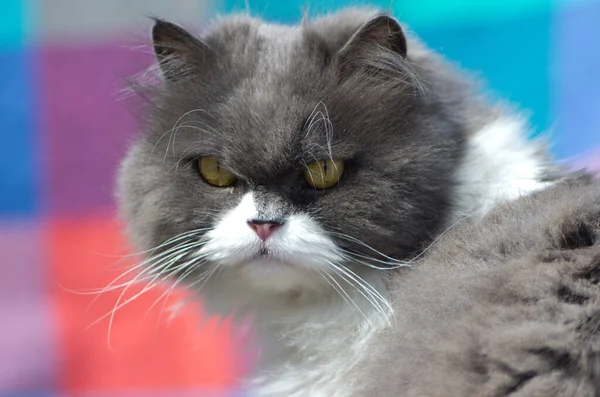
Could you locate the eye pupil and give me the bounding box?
[199,156,237,187]
[303,159,345,189]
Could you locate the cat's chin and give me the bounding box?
[236,257,325,291]
[195,259,333,318]
[194,257,329,308]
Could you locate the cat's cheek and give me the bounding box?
[278,213,345,268]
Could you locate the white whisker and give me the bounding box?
[327,262,393,326]
[321,271,374,328]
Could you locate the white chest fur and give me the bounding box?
[245,272,390,397]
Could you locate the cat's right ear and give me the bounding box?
[151,19,213,81]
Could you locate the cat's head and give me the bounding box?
[118,9,466,300]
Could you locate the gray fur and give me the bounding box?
[356,174,600,396]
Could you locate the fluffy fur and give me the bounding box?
[357,174,600,396]
[116,8,568,396]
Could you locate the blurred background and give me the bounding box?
[1,0,599,396]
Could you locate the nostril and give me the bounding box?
[247,219,284,241]
[248,219,284,226]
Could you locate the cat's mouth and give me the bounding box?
[257,246,271,257]
[247,244,295,267]
[252,244,290,262]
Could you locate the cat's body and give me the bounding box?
[117,8,572,396]
[357,174,600,396]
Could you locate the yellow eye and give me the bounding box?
[198,156,237,187]
[303,159,345,189]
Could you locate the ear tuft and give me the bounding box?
[151,19,212,81]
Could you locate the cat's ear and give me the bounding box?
[151,19,213,81]
[337,15,407,76]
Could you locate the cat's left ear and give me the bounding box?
[151,19,214,81]
[337,15,407,75]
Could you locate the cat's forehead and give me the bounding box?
[203,21,341,161]
[210,17,301,73]
[255,23,302,72]
[213,96,343,179]
[210,17,332,83]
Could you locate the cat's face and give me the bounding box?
[118,11,465,294]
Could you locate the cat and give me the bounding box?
[117,7,563,396]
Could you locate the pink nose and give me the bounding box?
[247,220,283,241]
